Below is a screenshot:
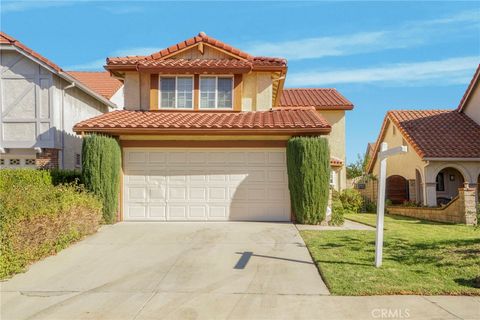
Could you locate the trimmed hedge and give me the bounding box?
[286,137,330,224]
[0,169,51,193]
[50,169,82,186]
[82,134,121,224]
[0,171,102,279]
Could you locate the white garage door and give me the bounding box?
[123,148,291,221]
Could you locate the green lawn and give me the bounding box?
[301,213,480,296]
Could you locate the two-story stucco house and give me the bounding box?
[0,32,123,169]
[74,32,354,222]
[366,65,480,207]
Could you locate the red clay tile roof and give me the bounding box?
[457,64,480,112]
[66,71,123,100]
[0,31,62,72]
[279,88,354,110]
[367,109,480,172]
[106,32,286,72]
[137,58,254,73]
[73,107,331,135]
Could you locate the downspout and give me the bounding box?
[62,82,75,169]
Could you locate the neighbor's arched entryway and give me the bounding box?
[435,167,465,205]
[386,175,409,204]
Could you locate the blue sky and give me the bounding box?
[2,1,479,163]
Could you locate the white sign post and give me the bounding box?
[375,142,407,268]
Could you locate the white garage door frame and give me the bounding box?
[122,147,291,222]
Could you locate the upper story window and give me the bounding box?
[160,76,193,109]
[200,76,233,109]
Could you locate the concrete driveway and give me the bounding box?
[1,222,329,319]
[2,222,479,320]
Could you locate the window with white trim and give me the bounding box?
[200,76,233,109]
[159,76,193,109]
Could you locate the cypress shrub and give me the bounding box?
[81,134,121,224]
[286,137,330,224]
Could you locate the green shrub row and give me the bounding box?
[82,134,121,224]
[286,137,330,224]
[0,170,102,279]
[0,169,52,193]
[50,169,82,186]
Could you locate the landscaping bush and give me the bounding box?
[0,182,102,279]
[363,199,377,213]
[0,169,51,193]
[337,189,363,214]
[82,134,121,224]
[330,199,345,226]
[286,137,330,224]
[50,169,82,186]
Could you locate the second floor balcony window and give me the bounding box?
[200,76,233,109]
[160,76,193,109]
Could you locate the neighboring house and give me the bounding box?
[0,32,122,169]
[366,65,480,206]
[74,32,354,222]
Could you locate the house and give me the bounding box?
[366,65,480,207]
[0,32,123,169]
[73,32,354,222]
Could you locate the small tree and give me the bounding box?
[286,137,330,224]
[82,134,121,224]
[346,153,369,179]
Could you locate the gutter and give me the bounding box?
[73,127,332,136]
[423,157,480,162]
[59,72,116,109]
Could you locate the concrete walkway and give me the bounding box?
[1,222,478,320]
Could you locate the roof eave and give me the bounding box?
[73,127,331,136]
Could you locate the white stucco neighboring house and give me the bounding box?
[0,32,123,169]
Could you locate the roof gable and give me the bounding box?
[105,32,287,72]
[457,64,480,112]
[0,31,116,108]
[367,109,480,172]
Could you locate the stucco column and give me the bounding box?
[425,182,437,207]
[459,184,478,226]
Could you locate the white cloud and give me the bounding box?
[1,0,72,13]
[64,59,105,71]
[244,10,480,60]
[287,56,479,87]
[65,47,161,70]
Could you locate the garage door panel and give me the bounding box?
[189,187,207,200]
[189,205,207,219]
[127,187,146,201]
[149,206,166,219]
[123,148,290,221]
[208,187,227,201]
[149,187,166,201]
[169,187,186,200]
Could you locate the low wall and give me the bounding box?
[387,187,477,225]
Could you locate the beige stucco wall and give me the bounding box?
[122,70,273,112]
[124,72,141,110]
[462,84,480,125]
[317,110,347,189]
[371,120,426,180]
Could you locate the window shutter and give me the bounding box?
[150,74,159,110]
[233,74,242,111]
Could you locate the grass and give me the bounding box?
[300,213,480,296]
